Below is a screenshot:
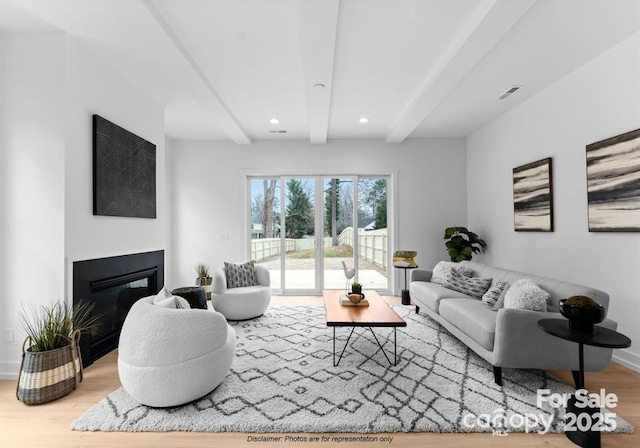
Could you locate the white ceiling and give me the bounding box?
[1,0,639,144]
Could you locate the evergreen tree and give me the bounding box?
[285,179,313,238]
[373,179,387,229]
[325,179,341,245]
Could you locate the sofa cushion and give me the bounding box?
[439,298,497,351]
[224,261,258,288]
[504,279,549,311]
[431,261,472,284]
[443,269,492,299]
[409,281,473,313]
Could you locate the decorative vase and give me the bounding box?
[347,293,365,304]
[195,276,213,300]
[559,298,605,334]
[16,330,83,405]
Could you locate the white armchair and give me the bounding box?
[212,264,271,320]
[118,295,235,407]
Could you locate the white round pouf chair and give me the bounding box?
[118,293,236,407]
[212,263,271,320]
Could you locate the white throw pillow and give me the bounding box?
[153,287,190,309]
[503,279,549,311]
[431,261,472,284]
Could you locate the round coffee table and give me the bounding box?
[538,318,631,448]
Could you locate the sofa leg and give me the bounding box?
[571,370,581,389]
[493,366,502,386]
[415,305,420,314]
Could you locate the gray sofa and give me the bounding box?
[409,260,616,386]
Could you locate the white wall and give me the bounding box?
[0,33,67,378]
[63,37,167,287]
[467,33,640,370]
[0,33,167,378]
[168,138,467,290]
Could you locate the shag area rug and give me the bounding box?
[73,306,633,434]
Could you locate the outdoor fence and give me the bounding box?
[251,228,387,267]
[338,227,387,269]
[251,238,296,262]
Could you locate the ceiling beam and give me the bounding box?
[298,0,340,144]
[140,0,251,144]
[385,0,537,143]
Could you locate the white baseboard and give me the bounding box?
[0,361,19,380]
[613,349,640,373]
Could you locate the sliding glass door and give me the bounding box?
[249,175,390,294]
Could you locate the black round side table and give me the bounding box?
[538,318,631,448]
[394,265,417,305]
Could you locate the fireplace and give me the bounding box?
[73,250,164,367]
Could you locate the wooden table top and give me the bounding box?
[323,290,407,328]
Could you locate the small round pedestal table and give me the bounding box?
[394,265,417,306]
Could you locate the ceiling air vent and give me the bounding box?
[498,85,523,100]
[269,130,287,134]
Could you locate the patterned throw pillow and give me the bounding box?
[431,261,473,285]
[225,261,258,288]
[443,269,492,299]
[482,280,508,309]
[153,287,190,309]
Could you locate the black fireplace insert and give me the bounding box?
[73,250,164,367]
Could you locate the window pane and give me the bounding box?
[357,178,388,290]
[250,178,281,289]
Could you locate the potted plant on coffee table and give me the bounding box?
[195,263,213,300]
[17,301,99,405]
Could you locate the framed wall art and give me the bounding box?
[586,127,640,232]
[513,157,554,232]
[93,115,157,219]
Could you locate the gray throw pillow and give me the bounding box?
[153,287,191,309]
[482,280,508,309]
[443,269,492,299]
[225,261,259,288]
[492,282,511,310]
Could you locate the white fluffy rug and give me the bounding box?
[72,306,633,434]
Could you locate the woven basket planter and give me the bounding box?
[16,330,83,405]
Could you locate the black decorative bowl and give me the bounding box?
[559,298,605,334]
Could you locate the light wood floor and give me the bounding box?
[1,296,638,448]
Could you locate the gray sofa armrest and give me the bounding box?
[411,269,432,283]
[493,308,616,370]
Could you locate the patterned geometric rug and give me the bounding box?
[72,306,633,434]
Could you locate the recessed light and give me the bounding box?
[359,117,369,124]
[269,118,279,124]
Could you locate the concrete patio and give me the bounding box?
[257,257,388,291]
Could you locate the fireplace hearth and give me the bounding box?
[73,250,164,367]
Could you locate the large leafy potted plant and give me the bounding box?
[444,226,487,262]
[195,263,213,300]
[17,301,99,404]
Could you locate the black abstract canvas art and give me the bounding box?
[586,128,640,232]
[513,158,554,232]
[93,115,156,219]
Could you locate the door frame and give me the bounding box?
[244,170,397,295]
